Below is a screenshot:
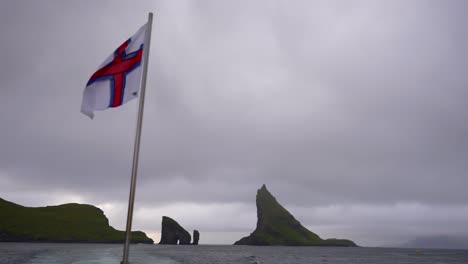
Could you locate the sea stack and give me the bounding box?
[159,216,191,245]
[234,185,356,246]
[192,230,200,245]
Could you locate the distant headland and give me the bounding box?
[234,185,357,246]
[0,198,153,243]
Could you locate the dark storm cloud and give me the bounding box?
[1,0,468,245]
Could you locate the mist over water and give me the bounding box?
[1,243,468,264]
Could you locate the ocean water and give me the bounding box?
[1,243,467,264]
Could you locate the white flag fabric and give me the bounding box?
[81,23,147,119]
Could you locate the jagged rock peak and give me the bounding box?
[159,216,191,245]
[234,184,356,247]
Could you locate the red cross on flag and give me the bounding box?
[81,23,148,119]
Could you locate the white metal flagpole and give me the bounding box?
[121,12,153,264]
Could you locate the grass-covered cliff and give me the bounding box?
[0,198,153,243]
[234,185,356,246]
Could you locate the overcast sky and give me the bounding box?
[1,0,468,246]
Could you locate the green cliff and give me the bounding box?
[0,198,153,243]
[234,185,356,247]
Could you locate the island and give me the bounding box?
[0,198,153,243]
[159,216,195,245]
[234,185,356,246]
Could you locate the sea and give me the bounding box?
[1,243,468,264]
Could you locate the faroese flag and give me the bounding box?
[81,23,147,118]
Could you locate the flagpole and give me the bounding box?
[121,12,153,264]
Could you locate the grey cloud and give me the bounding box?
[1,0,468,245]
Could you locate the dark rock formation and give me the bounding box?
[234,185,356,246]
[159,216,191,245]
[0,198,153,243]
[192,230,200,245]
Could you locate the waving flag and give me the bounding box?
[81,23,148,118]
[79,13,153,264]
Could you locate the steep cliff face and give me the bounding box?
[234,185,356,246]
[0,198,153,243]
[159,216,191,245]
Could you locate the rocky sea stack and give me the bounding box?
[234,185,356,246]
[192,230,200,245]
[0,198,153,243]
[159,216,192,245]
